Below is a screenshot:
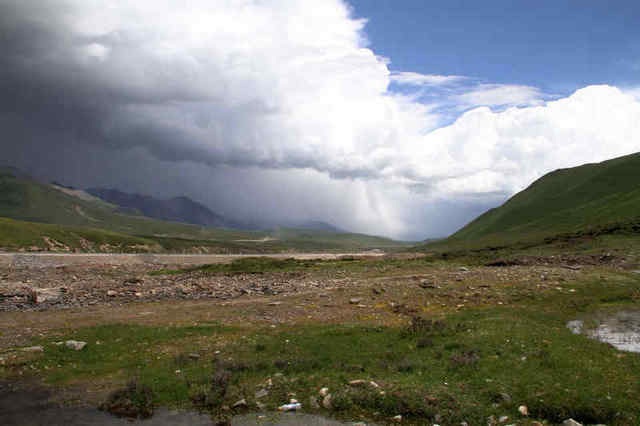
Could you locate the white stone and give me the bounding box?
[65,340,87,351]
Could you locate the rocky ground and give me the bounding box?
[0,254,637,426]
[0,255,593,348]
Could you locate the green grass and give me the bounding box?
[423,152,640,254]
[11,273,640,425]
[0,217,160,252]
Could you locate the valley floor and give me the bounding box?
[1,253,640,425]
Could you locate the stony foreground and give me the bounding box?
[1,254,639,425]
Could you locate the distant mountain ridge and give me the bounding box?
[0,171,406,252]
[86,188,237,229]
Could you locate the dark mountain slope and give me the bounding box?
[86,188,235,229]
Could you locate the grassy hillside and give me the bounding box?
[0,171,406,252]
[426,152,640,252]
[0,217,160,252]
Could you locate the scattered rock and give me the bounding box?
[459,267,470,272]
[419,280,438,289]
[30,287,64,304]
[254,388,269,399]
[107,290,117,297]
[319,387,329,397]
[498,415,509,423]
[348,379,368,387]
[392,414,402,422]
[349,298,363,305]
[232,398,247,409]
[65,340,87,351]
[278,402,301,411]
[20,345,44,353]
[188,353,201,360]
[518,405,529,416]
[566,320,583,334]
[562,420,582,426]
[322,394,332,409]
[499,392,512,403]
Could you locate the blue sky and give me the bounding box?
[350,0,640,96]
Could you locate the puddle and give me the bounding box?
[232,413,367,425]
[567,310,640,353]
[0,382,365,426]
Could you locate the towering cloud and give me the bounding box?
[1,0,639,239]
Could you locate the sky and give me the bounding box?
[1,0,639,240]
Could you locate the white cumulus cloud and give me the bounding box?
[390,71,467,86]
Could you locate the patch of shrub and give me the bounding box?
[527,400,619,425]
[332,387,441,420]
[449,350,480,369]
[416,337,433,349]
[99,379,154,419]
[403,316,446,337]
[190,359,232,409]
[396,358,417,373]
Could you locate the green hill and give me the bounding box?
[0,169,405,252]
[427,152,640,252]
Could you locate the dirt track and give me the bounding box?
[0,252,386,268]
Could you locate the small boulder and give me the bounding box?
[254,388,269,399]
[278,402,301,412]
[518,405,529,416]
[419,280,438,289]
[107,290,117,297]
[349,298,363,305]
[30,287,64,304]
[499,392,512,403]
[319,387,329,397]
[21,346,44,353]
[562,420,582,426]
[65,340,87,351]
[322,394,332,409]
[232,398,247,409]
[566,320,583,335]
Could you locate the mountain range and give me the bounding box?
[0,167,401,252]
